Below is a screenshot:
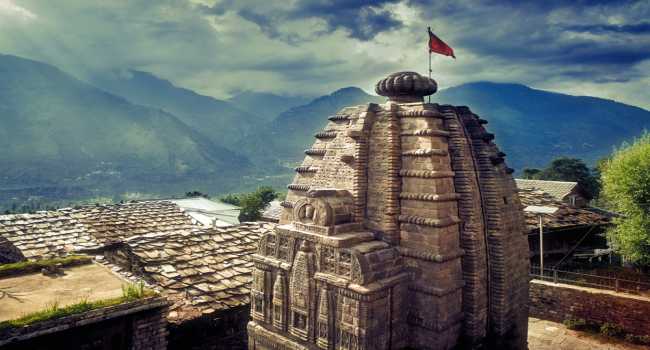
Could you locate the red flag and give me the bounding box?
[428,27,455,59]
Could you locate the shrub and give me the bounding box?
[599,322,624,337]
[219,193,241,206]
[563,318,587,330]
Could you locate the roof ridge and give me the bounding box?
[515,178,578,185]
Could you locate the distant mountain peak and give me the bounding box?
[228,90,314,122]
[330,86,369,97]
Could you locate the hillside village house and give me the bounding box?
[515,179,592,208]
[0,200,275,349]
[515,179,613,267]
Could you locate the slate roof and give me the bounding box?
[518,188,612,233]
[515,179,579,201]
[73,201,194,244]
[0,201,194,261]
[121,222,276,322]
[261,200,282,223]
[0,210,102,261]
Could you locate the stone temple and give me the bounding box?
[247,71,529,349]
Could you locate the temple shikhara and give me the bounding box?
[247,71,530,350]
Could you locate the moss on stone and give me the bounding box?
[0,255,92,277]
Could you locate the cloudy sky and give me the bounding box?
[0,0,648,108]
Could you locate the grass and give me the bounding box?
[0,282,155,330]
[563,317,650,346]
[0,255,92,277]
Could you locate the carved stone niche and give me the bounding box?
[292,189,356,236]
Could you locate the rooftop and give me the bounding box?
[0,200,195,261]
[518,188,612,233]
[117,222,275,322]
[515,179,580,201]
[260,200,282,223]
[0,199,275,321]
[0,262,128,322]
[170,197,240,227]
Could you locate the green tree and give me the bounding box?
[238,187,279,222]
[522,168,542,179]
[185,191,209,198]
[219,193,241,206]
[220,186,279,222]
[601,133,650,266]
[533,157,600,199]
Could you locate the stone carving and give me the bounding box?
[293,198,333,227]
[376,71,437,102]
[248,71,529,350]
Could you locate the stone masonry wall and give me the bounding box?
[132,306,169,350]
[530,280,650,337]
[0,297,168,350]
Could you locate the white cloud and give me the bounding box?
[0,0,36,21]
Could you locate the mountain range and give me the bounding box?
[0,54,251,201]
[1,53,649,208]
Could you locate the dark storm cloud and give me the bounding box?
[411,0,650,69]
[290,0,403,40]
[565,22,650,35]
[202,0,403,41]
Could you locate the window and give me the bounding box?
[274,305,283,321]
[293,311,307,330]
[254,295,264,313]
[278,236,290,260]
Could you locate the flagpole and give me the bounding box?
[428,48,432,104]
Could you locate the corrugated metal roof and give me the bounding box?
[170,197,240,226]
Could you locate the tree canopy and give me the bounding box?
[220,186,279,222]
[601,133,650,266]
[185,191,209,198]
[522,157,600,199]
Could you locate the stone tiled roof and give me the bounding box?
[0,201,194,261]
[0,210,102,260]
[122,222,276,322]
[260,200,282,223]
[72,201,194,244]
[515,179,579,201]
[518,188,611,233]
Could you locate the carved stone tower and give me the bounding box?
[248,71,529,349]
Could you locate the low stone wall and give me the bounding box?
[0,297,169,350]
[529,279,650,337]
